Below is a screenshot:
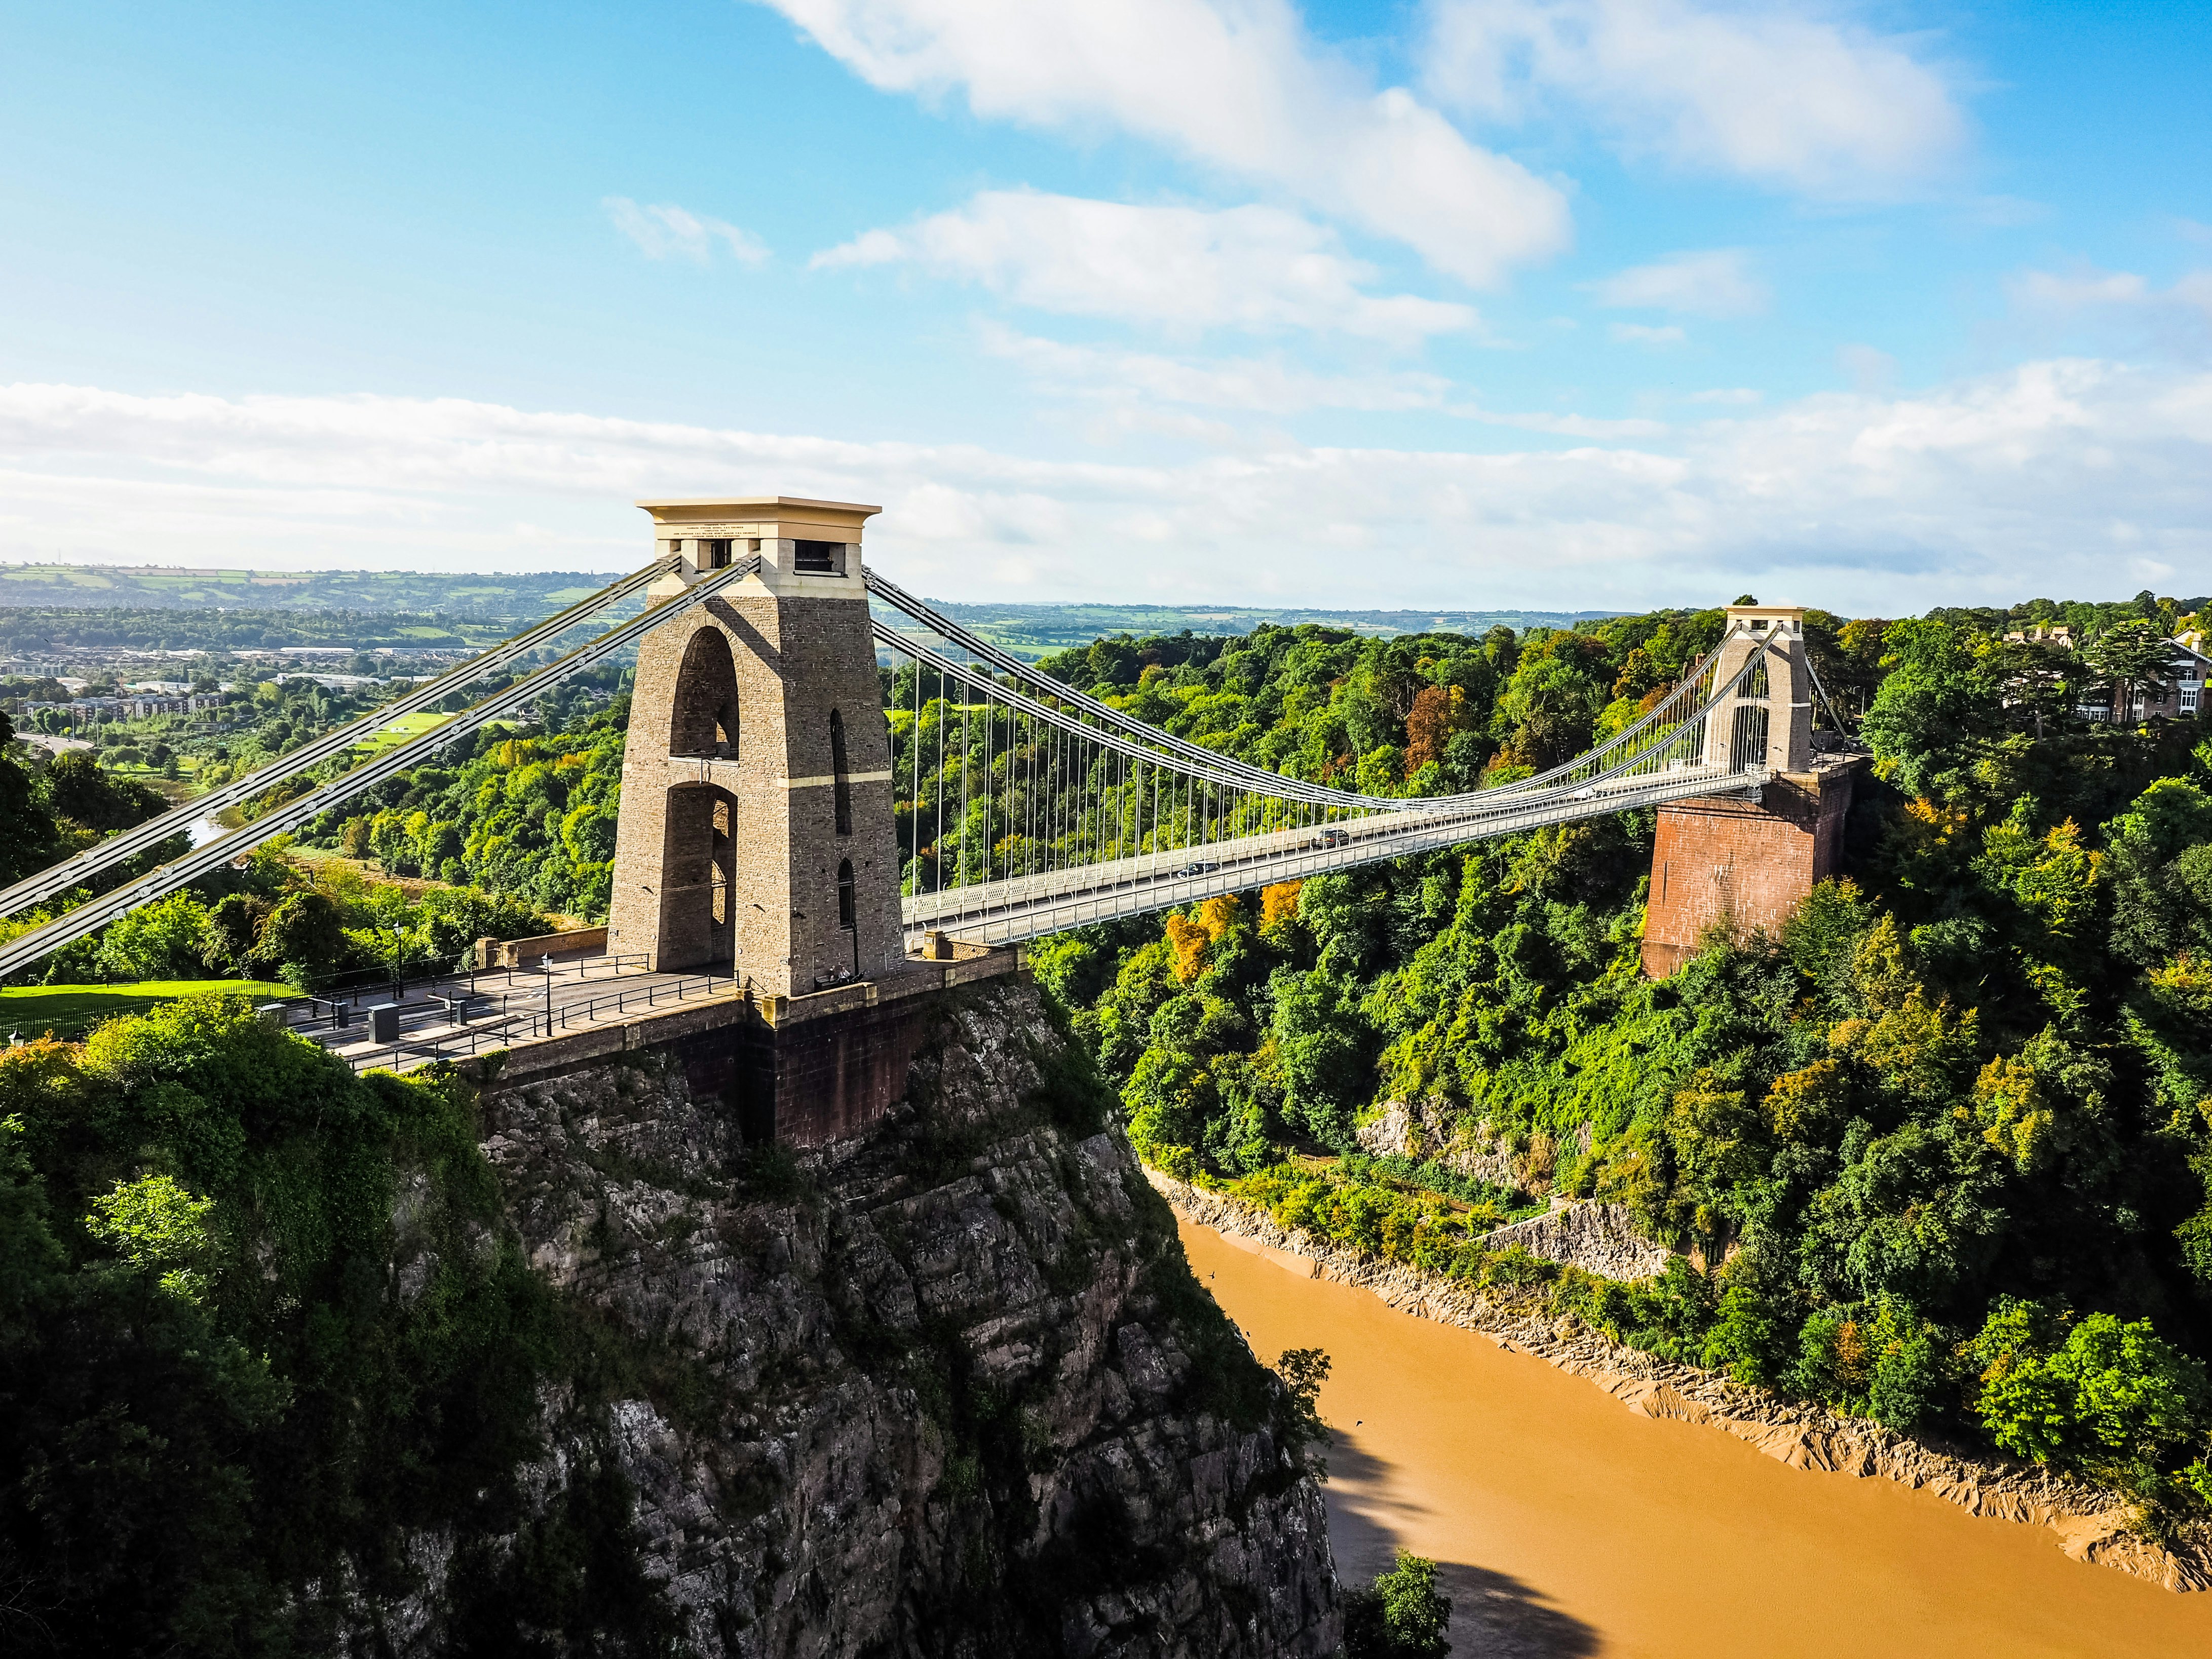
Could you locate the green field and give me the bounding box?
[0,979,295,1038]
[353,711,451,755]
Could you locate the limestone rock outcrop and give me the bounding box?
[1479,1201,1674,1281]
[354,982,1341,1655]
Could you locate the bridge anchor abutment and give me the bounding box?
[457,949,1026,1147]
[1639,760,1859,977]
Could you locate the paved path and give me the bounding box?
[285,952,739,1074]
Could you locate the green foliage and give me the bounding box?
[96,890,221,981]
[1342,1550,1452,1659]
[1969,1300,2209,1470]
[1275,1346,1331,1468]
[85,1171,218,1301]
[1860,620,2002,801]
[0,994,688,1650]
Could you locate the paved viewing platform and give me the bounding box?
[277,941,1028,1080]
[279,950,740,1075]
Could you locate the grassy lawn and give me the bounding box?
[1,979,295,1038]
[353,710,451,756]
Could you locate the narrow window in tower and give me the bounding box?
[829,709,852,837]
[837,859,856,931]
[794,539,841,573]
[712,800,731,924]
[1746,654,1770,699]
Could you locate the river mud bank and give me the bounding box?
[1153,1170,2212,1597]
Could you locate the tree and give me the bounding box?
[41,748,130,830]
[202,893,272,975]
[1403,684,1469,774]
[249,891,346,987]
[1969,1301,2208,1470]
[96,892,215,982]
[1269,967,1370,1145]
[0,724,56,884]
[1494,653,1604,772]
[1343,1551,1452,1658]
[1860,621,2001,801]
[2085,619,2174,723]
[1275,1346,1331,1464]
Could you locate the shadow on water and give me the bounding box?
[1326,1437,1599,1659]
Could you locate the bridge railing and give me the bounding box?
[322,963,739,1075]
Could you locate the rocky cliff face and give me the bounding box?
[361,980,1340,1656]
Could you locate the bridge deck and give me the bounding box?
[901,764,1762,947]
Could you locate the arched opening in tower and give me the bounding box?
[1730,703,1771,769]
[670,627,740,759]
[655,782,739,972]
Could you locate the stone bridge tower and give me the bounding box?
[1700,604,1814,774]
[1641,604,1856,976]
[606,497,905,995]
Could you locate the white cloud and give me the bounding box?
[2011,268,2150,311]
[1610,323,1686,346]
[1690,388,1763,405]
[1586,249,1766,318]
[979,324,1456,413]
[2009,263,2212,320]
[4,360,2205,610]
[1839,343,1896,391]
[1424,0,1964,197]
[815,191,1481,342]
[755,0,1569,285]
[604,197,770,264]
[981,324,1667,435]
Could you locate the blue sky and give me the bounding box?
[1,0,2207,610]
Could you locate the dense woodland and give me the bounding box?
[1000,592,2212,1534]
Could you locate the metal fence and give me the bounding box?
[323,963,737,1075]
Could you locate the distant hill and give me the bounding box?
[0,567,1619,660]
[0,565,618,616]
[893,600,1620,659]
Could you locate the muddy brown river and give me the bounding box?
[1181,1219,2212,1658]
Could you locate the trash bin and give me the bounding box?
[369,1003,400,1044]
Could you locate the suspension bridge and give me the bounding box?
[0,496,1848,1104]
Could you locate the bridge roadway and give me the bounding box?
[901,762,1765,948]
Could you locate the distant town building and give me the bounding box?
[2076,635,2209,723]
[2004,622,2077,648]
[15,692,223,723]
